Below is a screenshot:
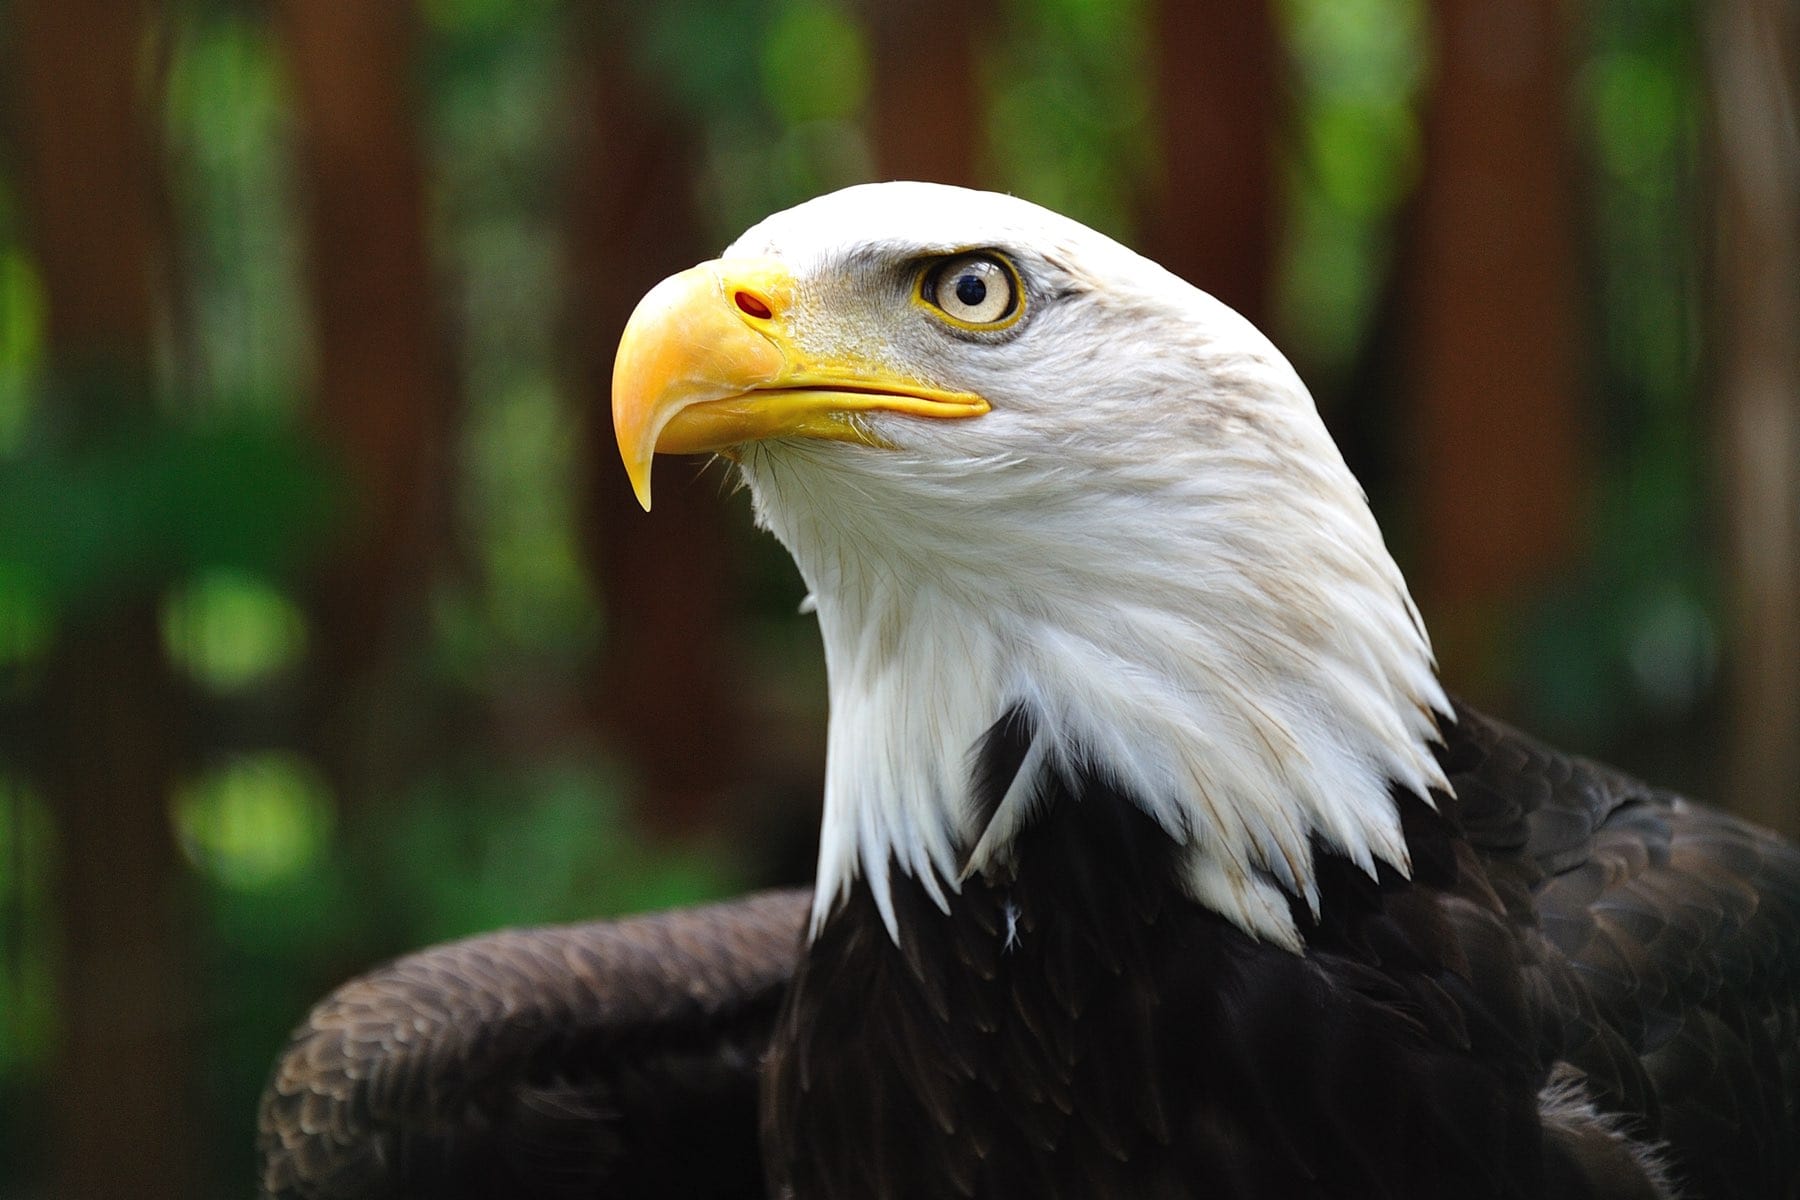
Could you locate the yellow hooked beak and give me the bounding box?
[611,258,990,510]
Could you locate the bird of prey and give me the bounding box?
[259,183,1800,1199]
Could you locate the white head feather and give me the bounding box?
[723,182,1451,949]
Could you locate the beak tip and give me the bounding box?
[627,468,654,512]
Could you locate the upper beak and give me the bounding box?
[611,258,989,510]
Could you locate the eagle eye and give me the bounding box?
[920,253,1020,329]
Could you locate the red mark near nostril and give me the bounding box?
[735,291,773,319]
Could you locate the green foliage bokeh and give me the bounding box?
[0,0,1713,1194]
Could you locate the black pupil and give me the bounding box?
[954,272,987,308]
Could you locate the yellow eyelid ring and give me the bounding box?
[613,257,991,511]
[915,251,1026,332]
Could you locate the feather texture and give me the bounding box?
[729,183,1449,946]
[257,890,807,1199]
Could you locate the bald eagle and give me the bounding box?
[260,184,1800,1200]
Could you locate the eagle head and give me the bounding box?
[613,182,1449,948]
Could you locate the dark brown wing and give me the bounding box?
[1447,702,1800,1199]
[257,888,809,1200]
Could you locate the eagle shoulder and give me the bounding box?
[1445,702,1800,1198]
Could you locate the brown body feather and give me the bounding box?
[259,704,1800,1198]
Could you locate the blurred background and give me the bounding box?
[0,0,1795,1194]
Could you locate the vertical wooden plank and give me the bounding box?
[866,0,985,186]
[567,14,741,834]
[1709,0,1800,831]
[8,0,195,1195]
[1403,0,1585,689]
[11,6,161,354]
[274,0,446,692]
[40,611,190,1199]
[1142,0,1281,328]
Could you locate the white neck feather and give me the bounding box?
[741,282,1450,951]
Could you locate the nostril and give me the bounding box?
[734,291,773,320]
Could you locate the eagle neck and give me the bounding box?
[746,389,1451,951]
